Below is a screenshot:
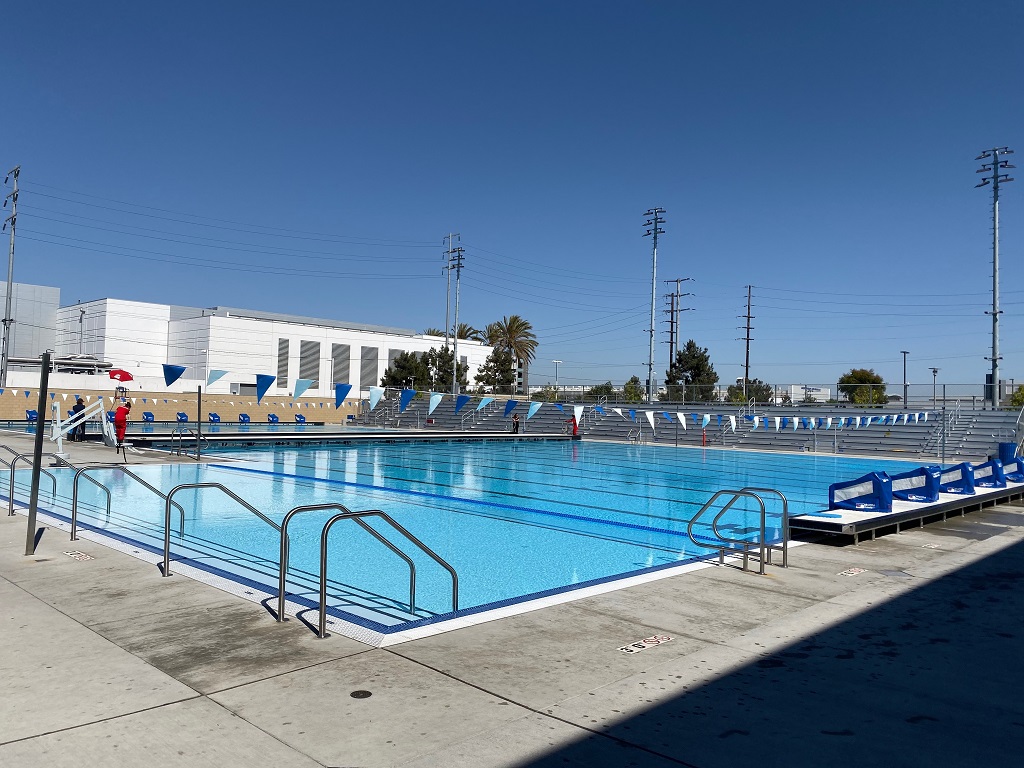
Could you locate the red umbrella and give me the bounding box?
[108,369,134,382]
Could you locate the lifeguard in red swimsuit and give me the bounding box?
[113,401,131,444]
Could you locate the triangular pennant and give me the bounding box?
[553,402,565,413]
[644,410,656,430]
[62,393,68,401]
[399,388,416,412]
[334,383,352,409]
[503,400,519,417]
[676,412,687,430]
[162,364,187,387]
[368,386,385,410]
[611,407,623,418]
[454,394,471,414]
[527,401,543,419]
[256,374,276,404]
[662,411,673,423]
[573,405,584,426]
[476,397,494,411]
[293,378,314,400]
[774,416,780,432]
[701,414,710,428]
[207,369,228,387]
[716,414,722,427]
[24,390,31,398]
[752,416,760,430]
[628,409,636,422]
[594,405,605,415]
[826,417,833,430]
[728,415,736,432]
[429,392,444,415]
[50,392,55,400]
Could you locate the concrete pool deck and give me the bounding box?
[2,431,1024,766]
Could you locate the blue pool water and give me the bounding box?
[13,441,918,633]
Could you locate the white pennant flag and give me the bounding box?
[922,412,929,422]
[701,414,710,428]
[676,412,687,430]
[728,415,736,432]
[574,405,585,426]
[826,417,833,430]
[612,407,623,418]
[773,416,780,431]
[644,410,656,430]
[752,416,760,431]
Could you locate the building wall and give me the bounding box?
[55,299,492,396]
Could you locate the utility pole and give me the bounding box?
[976,147,1014,408]
[2,166,20,389]
[443,233,460,350]
[643,208,666,404]
[448,244,465,396]
[663,278,693,368]
[738,285,753,399]
[901,350,909,409]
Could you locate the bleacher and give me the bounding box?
[363,393,1021,462]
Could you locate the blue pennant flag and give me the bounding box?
[454,394,472,414]
[334,383,352,409]
[594,405,605,415]
[399,388,416,412]
[162,364,187,387]
[628,409,636,422]
[781,417,789,429]
[717,414,722,426]
[662,412,673,422]
[503,400,519,417]
[554,403,565,413]
[256,374,276,404]
[692,413,699,424]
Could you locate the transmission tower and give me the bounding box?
[737,285,754,399]
[1,166,20,389]
[643,208,666,403]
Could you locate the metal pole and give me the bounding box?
[992,168,1001,408]
[25,351,50,555]
[643,209,665,404]
[451,247,463,396]
[901,351,908,409]
[196,386,202,461]
[1,166,20,389]
[931,367,938,410]
[742,285,753,398]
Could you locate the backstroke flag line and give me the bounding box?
[256,374,276,404]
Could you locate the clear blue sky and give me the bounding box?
[5,1,1022,395]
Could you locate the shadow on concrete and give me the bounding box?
[522,538,1024,767]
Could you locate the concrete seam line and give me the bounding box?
[0,695,204,748]
[384,649,703,768]
[203,646,378,697]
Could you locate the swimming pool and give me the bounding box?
[14,441,919,640]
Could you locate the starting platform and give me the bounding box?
[790,481,1024,544]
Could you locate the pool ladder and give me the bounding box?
[146,483,459,638]
[686,487,789,574]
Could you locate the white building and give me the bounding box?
[51,299,491,396]
[790,385,831,403]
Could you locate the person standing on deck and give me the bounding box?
[113,400,131,447]
[70,398,86,441]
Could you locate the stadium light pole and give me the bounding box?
[552,360,561,400]
[976,147,1015,408]
[901,351,909,409]
[930,367,939,410]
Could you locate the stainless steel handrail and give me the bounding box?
[316,508,459,638]
[7,452,69,516]
[70,464,186,541]
[686,489,777,574]
[278,503,418,621]
[739,486,789,568]
[162,482,280,577]
[171,427,209,458]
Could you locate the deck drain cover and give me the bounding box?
[350,690,372,699]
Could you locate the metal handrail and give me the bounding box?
[739,486,789,568]
[162,482,280,577]
[278,503,422,621]
[7,452,70,516]
[686,488,786,574]
[315,508,459,638]
[171,427,210,458]
[70,464,186,541]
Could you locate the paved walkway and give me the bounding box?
[1,430,1023,766]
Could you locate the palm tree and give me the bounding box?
[453,323,485,341]
[421,327,445,337]
[485,315,538,395]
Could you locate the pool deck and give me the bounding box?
[3,432,1024,766]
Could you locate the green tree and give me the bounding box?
[622,375,645,403]
[485,315,538,395]
[421,327,445,337]
[454,323,485,341]
[474,346,516,393]
[426,345,469,390]
[726,378,774,404]
[1009,387,1024,409]
[837,368,887,404]
[662,340,719,402]
[586,381,615,401]
[380,351,431,389]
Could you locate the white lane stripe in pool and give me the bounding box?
[20,503,802,648]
